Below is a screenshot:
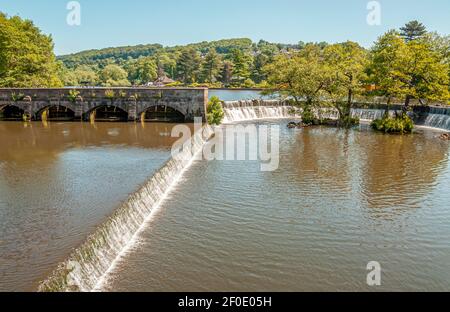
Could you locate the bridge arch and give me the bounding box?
[139,104,186,122]
[36,105,76,121]
[0,104,25,121]
[85,105,129,122]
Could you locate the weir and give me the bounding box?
[38,125,214,292]
[222,100,450,131]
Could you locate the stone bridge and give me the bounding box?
[0,88,208,122]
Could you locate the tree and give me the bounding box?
[252,52,271,83]
[207,96,224,125]
[155,52,177,78]
[220,60,233,87]
[263,45,330,122]
[0,13,62,87]
[368,31,412,104]
[100,64,130,87]
[369,30,449,109]
[63,65,99,86]
[400,20,427,42]
[176,48,201,83]
[126,57,157,85]
[229,49,252,86]
[200,48,222,83]
[264,45,328,105]
[323,41,368,118]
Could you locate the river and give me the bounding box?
[1,90,450,291]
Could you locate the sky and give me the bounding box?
[1,0,449,55]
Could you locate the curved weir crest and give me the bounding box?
[222,100,295,123]
[38,126,213,292]
[223,100,450,132]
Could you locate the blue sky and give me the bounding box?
[1,0,449,55]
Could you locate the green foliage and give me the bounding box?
[368,30,449,106]
[323,41,368,117]
[400,20,427,42]
[100,64,130,87]
[339,115,360,128]
[176,48,201,83]
[371,113,414,134]
[58,43,163,68]
[264,44,330,108]
[125,57,157,85]
[104,89,115,99]
[207,96,224,125]
[301,106,316,125]
[11,92,25,102]
[229,49,252,86]
[200,48,222,83]
[0,13,62,87]
[62,65,99,86]
[67,90,80,103]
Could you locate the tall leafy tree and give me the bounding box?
[400,20,427,42]
[323,41,368,117]
[100,64,130,87]
[200,48,222,83]
[63,65,99,86]
[264,45,329,108]
[369,30,449,108]
[220,60,233,87]
[176,48,200,83]
[0,13,62,87]
[126,57,158,85]
[229,49,252,86]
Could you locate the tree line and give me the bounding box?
[59,38,313,88]
[1,12,449,110]
[264,20,449,126]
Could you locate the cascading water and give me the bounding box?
[422,107,450,131]
[223,100,450,132]
[423,114,450,130]
[38,126,213,292]
[350,108,396,121]
[222,100,296,123]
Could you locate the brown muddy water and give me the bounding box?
[0,122,185,291]
[1,120,450,291]
[103,121,450,292]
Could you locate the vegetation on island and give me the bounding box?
[206,96,225,125]
[263,21,449,131]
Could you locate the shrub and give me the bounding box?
[207,96,224,125]
[243,78,256,88]
[11,92,25,102]
[67,90,80,103]
[338,115,360,128]
[371,113,414,134]
[301,107,316,125]
[104,90,115,99]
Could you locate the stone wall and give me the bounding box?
[0,87,208,122]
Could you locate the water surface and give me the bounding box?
[0,122,184,291]
[104,122,450,292]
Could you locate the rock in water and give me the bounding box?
[288,122,301,129]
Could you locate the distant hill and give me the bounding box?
[58,38,257,68]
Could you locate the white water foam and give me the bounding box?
[222,100,296,123]
[223,101,450,133]
[38,126,213,292]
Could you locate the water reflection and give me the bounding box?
[105,121,450,292]
[358,129,449,218]
[0,121,185,291]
